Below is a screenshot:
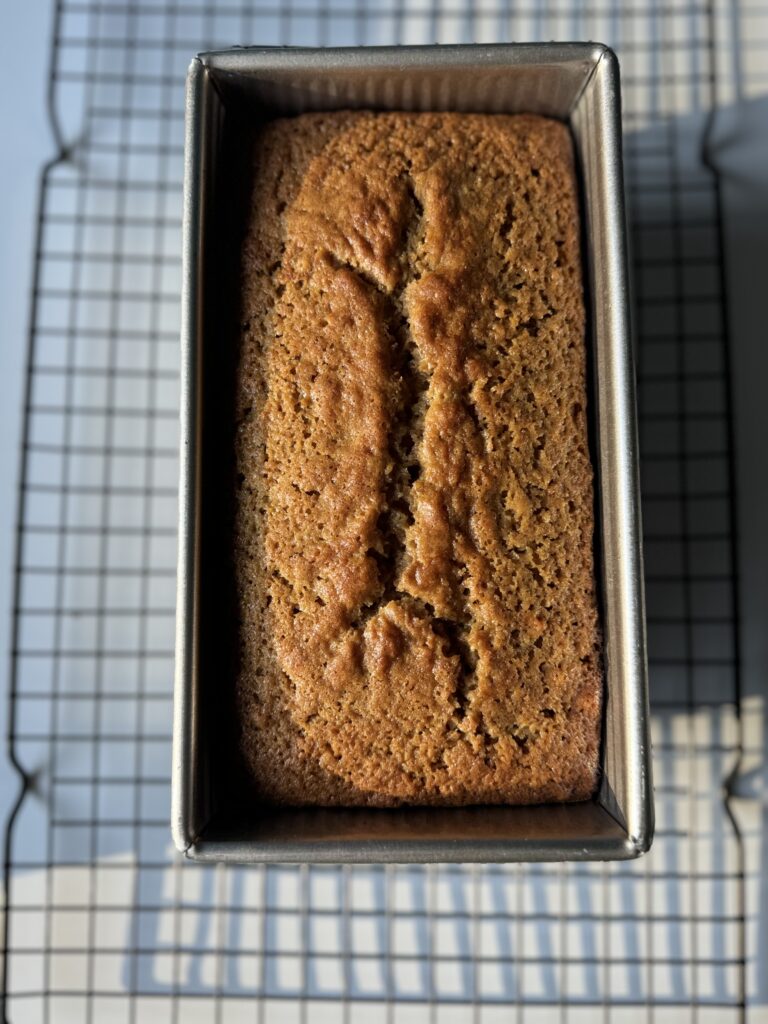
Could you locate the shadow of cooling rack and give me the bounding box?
[1,0,757,1022]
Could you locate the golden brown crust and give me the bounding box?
[234,111,602,806]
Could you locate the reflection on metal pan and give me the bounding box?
[174,44,652,863]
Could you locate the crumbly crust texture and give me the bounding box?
[234,111,602,806]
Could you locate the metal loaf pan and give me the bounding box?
[174,44,653,863]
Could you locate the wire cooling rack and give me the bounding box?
[3,0,765,1021]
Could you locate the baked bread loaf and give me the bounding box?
[234,111,602,806]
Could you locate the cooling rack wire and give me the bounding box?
[3,0,766,1021]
